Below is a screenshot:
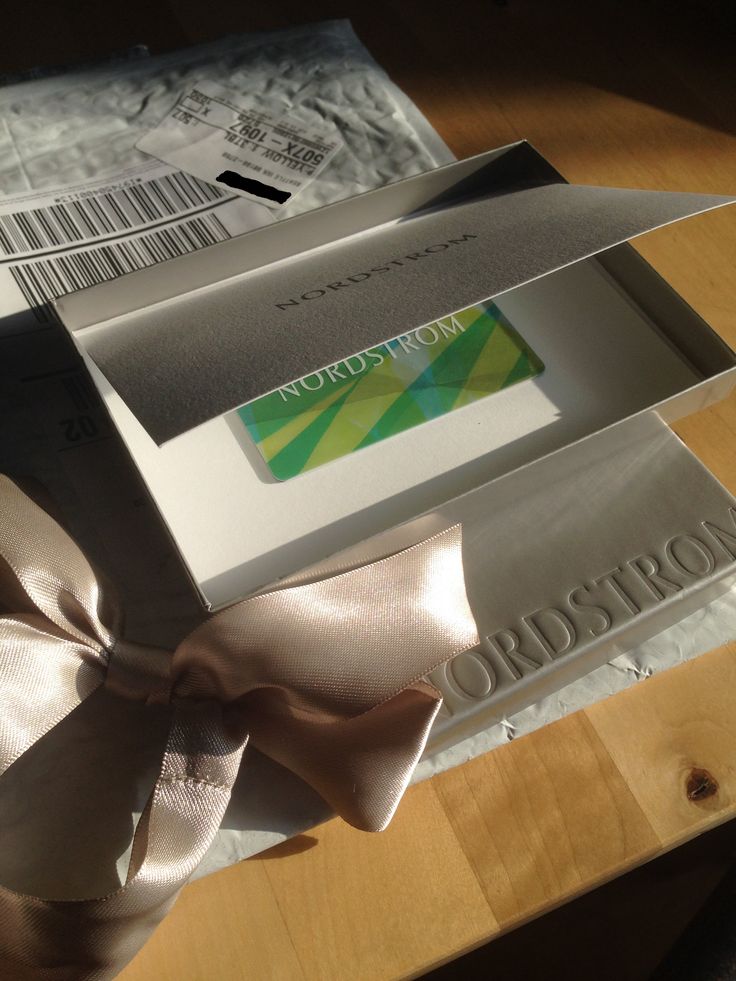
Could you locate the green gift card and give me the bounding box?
[237,300,544,480]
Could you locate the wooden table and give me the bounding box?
[11,2,733,978]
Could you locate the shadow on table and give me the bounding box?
[422,817,736,981]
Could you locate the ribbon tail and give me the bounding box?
[245,682,443,832]
[0,702,246,981]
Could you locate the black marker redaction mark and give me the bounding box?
[216,170,291,204]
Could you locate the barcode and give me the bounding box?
[11,212,231,322]
[0,171,229,257]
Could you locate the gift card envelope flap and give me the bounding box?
[56,141,735,443]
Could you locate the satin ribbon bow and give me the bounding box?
[0,475,478,980]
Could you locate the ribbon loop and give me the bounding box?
[0,476,118,650]
[172,525,478,713]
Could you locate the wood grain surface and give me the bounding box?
[13,2,731,978]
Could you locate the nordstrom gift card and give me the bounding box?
[237,301,544,480]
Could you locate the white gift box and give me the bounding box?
[55,141,736,748]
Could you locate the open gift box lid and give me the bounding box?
[55,140,736,745]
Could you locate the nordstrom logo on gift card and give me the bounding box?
[277,314,471,402]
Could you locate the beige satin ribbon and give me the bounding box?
[0,474,478,979]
